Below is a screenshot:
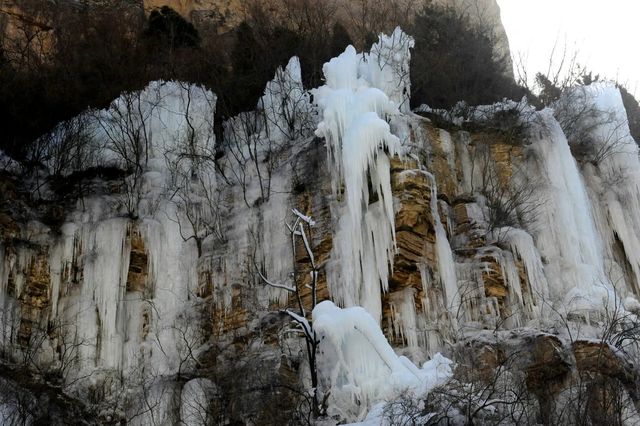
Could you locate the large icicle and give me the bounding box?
[314,29,412,321]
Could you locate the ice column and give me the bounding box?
[314,30,414,321]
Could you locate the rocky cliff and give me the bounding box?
[1,0,512,57]
[1,22,640,426]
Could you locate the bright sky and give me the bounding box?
[497,0,640,97]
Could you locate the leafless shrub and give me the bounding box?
[469,138,544,236]
[95,89,158,218]
[31,115,95,177]
[258,61,315,143]
[554,86,629,165]
[382,390,427,426]
[98,90,152,173]
[222,110,290,206]
[223,111,265,206]
[0,376,41,426]
[124,372,174,426]
[379,344,537,426]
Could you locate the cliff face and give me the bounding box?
[140,0,513,71]
[142,0,244,33]
[1,0,512,58]
[1,23,640,426]
[0,0,144,63]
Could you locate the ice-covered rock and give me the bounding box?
[313,301,453,421]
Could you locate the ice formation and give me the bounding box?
[523,109,613,313]
[364,27,415,113]
[576,85,640,297]
[1,81,217,422]
[220,58,308,306]
[313,301,453,421]
[476,83,640,323]
[430,173,461,323]
[314,29,410,322]
[259,56,313,141]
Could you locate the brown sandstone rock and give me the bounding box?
[125,225,148,293]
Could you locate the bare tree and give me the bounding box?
[167,166,225,257]
[343,0,416,49]
[172,309,208,381]
[98,90,151,172]
[0,1,53,72]
[96,88,159,218]
[258,58,314,143]
[554,86,630,166]
[222,109,289,206]
[33,115,95,177]
[255,208,325,418]
[164,82,224,256]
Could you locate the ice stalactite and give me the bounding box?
[48,223,80,321]
[314,29,413,322]
[76,218,130,371]
[498,227,550,318]
[473,245,531,328]
[390,168,461,350]
[388,287,419,348]
[57,81,215,376]
[418,261,457,354]
[424,172,461,326]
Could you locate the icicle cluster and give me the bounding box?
[0,81,218,422]
[314,29,413,322]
